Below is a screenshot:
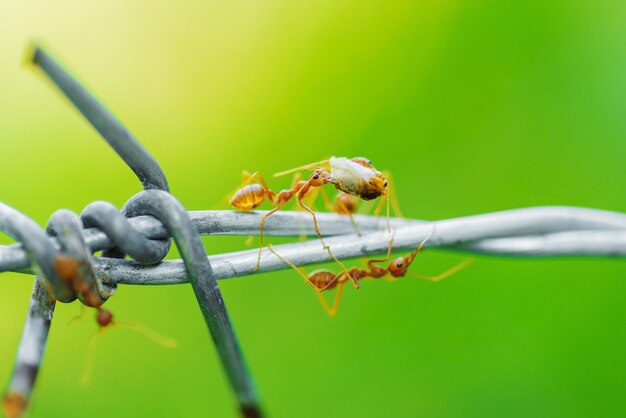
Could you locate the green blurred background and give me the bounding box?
[1,1,626,417]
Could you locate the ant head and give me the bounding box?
[96,309,113,328]
[309,169,332,187]
[351,157,388,197]
[388,255,413,277]
[373,173,388,194]
[359,173,387,200]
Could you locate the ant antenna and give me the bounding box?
[386,191,390,233]
[80,311,177,386]
[273,159,329,177]
[407,224,437,264]
[407,258,475,282]
[80,332,101,386]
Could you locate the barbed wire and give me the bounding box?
[3,207,626,285]
[2,45,625,418]
[3,46,260,418]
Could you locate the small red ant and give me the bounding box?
[269,234,474,316]
[54,255,177,385]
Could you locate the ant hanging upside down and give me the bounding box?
[229,157,401,280]
[54,255,177,385]
[268,232,474,317]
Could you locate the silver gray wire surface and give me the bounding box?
[2,206,626,286]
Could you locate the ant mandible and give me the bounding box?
[269,232,474,316]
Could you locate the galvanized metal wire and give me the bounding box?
[3,46,261,418]
[2,45,626,418]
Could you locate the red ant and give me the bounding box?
[268,234,474,316]
[54,255,177,385]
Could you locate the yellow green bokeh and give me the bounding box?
[1,1,626,417]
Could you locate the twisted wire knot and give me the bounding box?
[1,193,175,306]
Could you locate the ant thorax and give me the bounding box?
[329,157,386,201]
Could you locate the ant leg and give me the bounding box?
[268,244,344,315]
[322,188,361,236]
[382,170,404,218]
[80,328,105,386]
[313,277,347,316]
[327,249,356,289]
[360,257,369,269]
[368,238,394,268]
[68,303,87,326]
[313,290,334,316]
[366,239,396,282]
[290,172,303,188]
[251,172,278,204]
[249,172,302,249]
[269,243,343,292]
[371,193,390,232]
[359,235,394,269]
[373,195,391,233]
[254,203,287,271]
[318,186,333,210]
[268,244,319,290]
[373,197,385,217]
[365,238,395,278]
[291,173,318,240]
[326,281,347,317]
[242,172,299,247]
[386,193,390,233]
[297,195,327,247]
[302,187,320,212]
[241,172,256,244]
[409,258,475,282]
[239,172,269,243]
[297,195,358,289]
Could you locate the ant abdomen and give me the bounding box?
[229,184,266,211]
[308,270,338,290]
